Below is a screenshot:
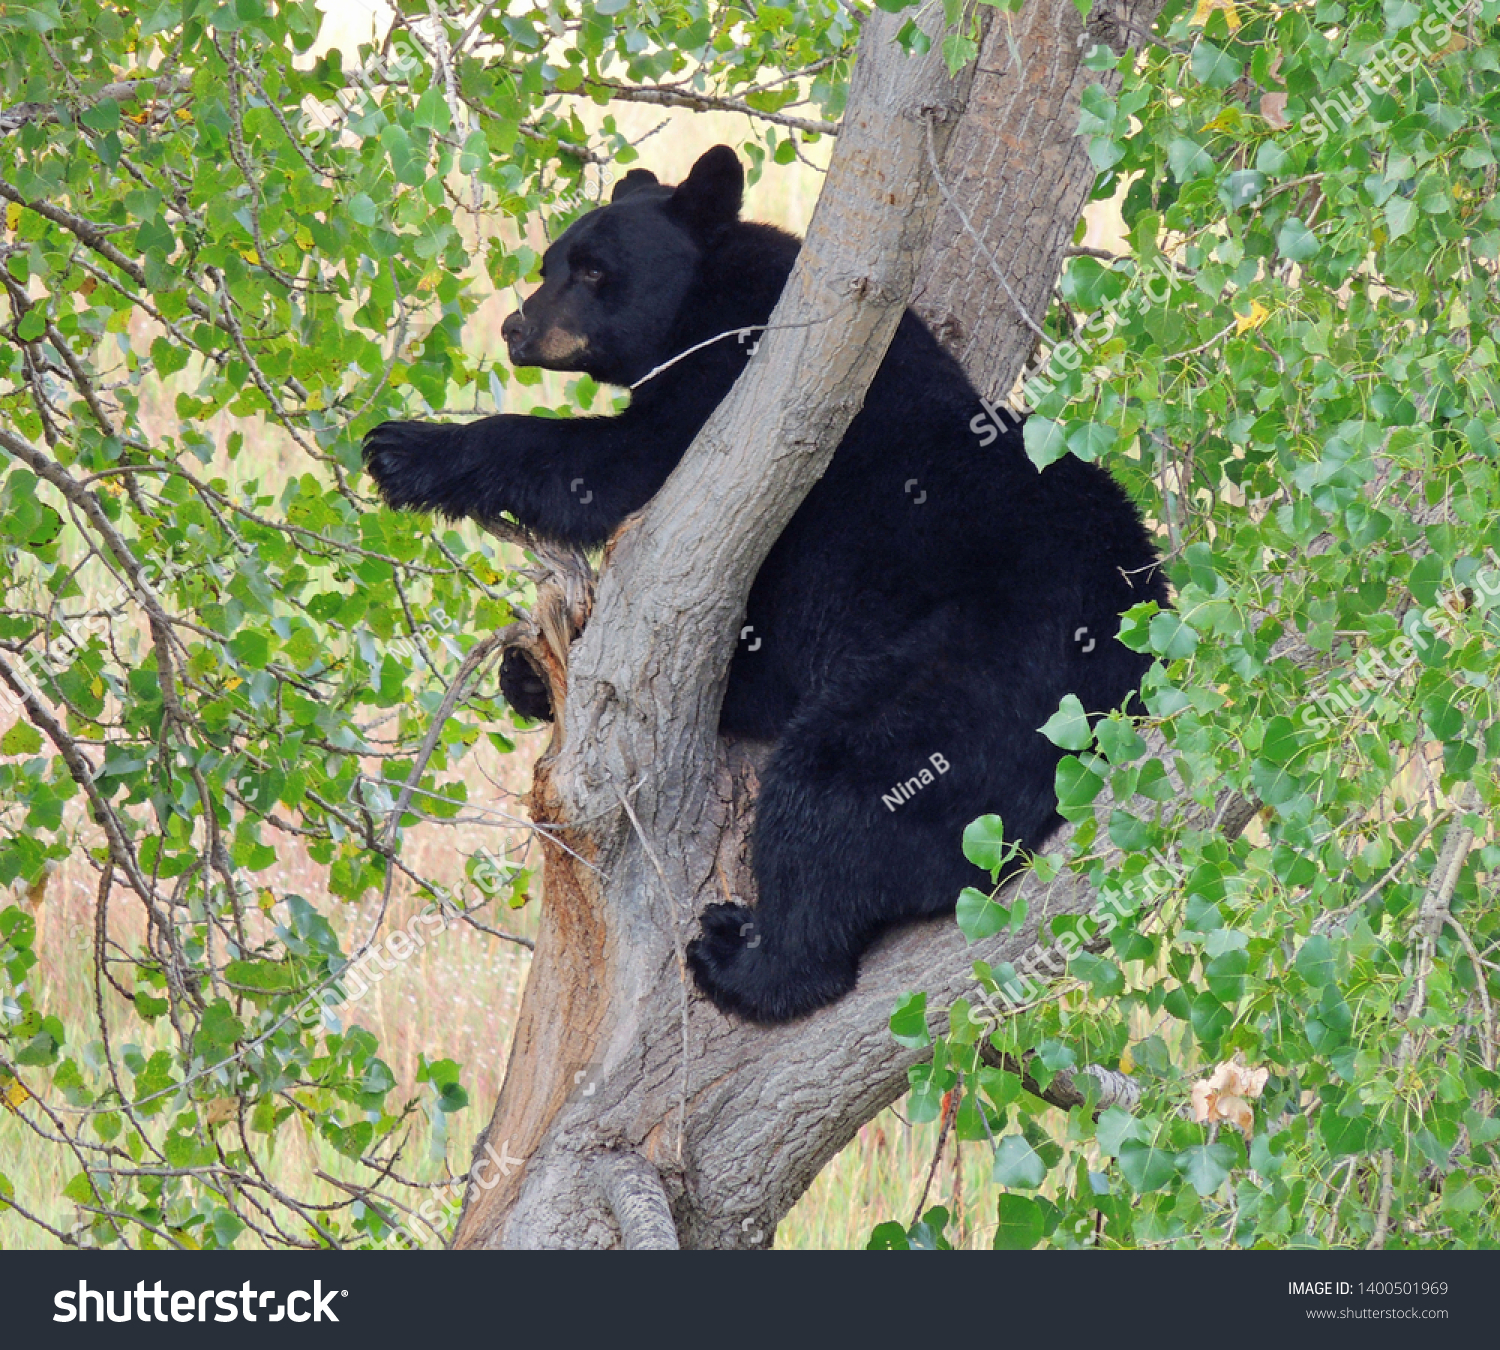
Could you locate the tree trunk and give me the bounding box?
[453,0,1165,1251]
[910,0,1160,395]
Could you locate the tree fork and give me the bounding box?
[452,4,979,1249]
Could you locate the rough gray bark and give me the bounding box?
[911,0,1160,397]
[452,2,1179,1251]
[593,1151,680,1250]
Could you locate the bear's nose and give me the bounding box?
[504,310,542,363]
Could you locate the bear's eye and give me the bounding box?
[573,261,605,285]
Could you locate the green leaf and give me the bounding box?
[1060,257,1123,309]
[1148,612,1199,659]
[1190,41,1240,88]
[1107,809,1150,852]
[1023,417,1069,469]
[1035,1039,1076,1074]
[1096,1106,1147,1156]
[889,991,931,1048]
[1096,719,1146,763]
[867,1220,910,1249]
[1177,1143,1233,1196]
[907,1205,951,1250]
[1415,173,1451,216]
[1070,952,1125,997]
[1258,715,1302,766]
[961,814,1010,872]
[1118,1140,1177,1193]
[1385,195,1418,240]
[1054,757,1105,820]
[957,886,1011,942]
[941,32,978,75]
[224,959,299,993]
[133,992,168,1020]
[1319,1108,1371,1158]
[196,1000,244,1051]
[1225,169,1265,207]
[1409,553,1444,607]
[1204,947,1247,1002]
[978,1066,1022,1112]
[1442,1176,1484,1216]
[1167,137,1214,182]
[1088,136,1126,172]
[1039,694,1093,750]
[322,1119,374,1159]
[1294,934,1336,989]
[228,630,271,669]
[1,720,43,756]
[1277,217,1320,262]
[212,1209,245,1248]
[1067,421,1117,462]
[993,1133,1049,1189]
[62,1172,99,1205]
[348,192,378,227]
[992,1193,1046,1249]
[1078,84,1117,135]
[907,1072,943,1124]
[413,87,451,135]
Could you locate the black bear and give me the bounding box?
[363,146,1167,1023]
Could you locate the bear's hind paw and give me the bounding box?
[687,904,855,1024]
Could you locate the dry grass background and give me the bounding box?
[1,1,1133,1249]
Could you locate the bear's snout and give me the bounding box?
[501,309,530,361]
[503,309,589,369]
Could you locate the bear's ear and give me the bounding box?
[668,145,743,234]
[611,168,659,203]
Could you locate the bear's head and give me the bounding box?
[500,145,744,387]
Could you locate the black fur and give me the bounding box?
[363,146,1167,1023]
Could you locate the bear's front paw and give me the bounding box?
[500,647,554,723]
[362,420,463,513]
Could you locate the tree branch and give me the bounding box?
[0,74,191,136]
[573,80,838,137]
[982,1048,1144,1114]
[593,1152,680,1250]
